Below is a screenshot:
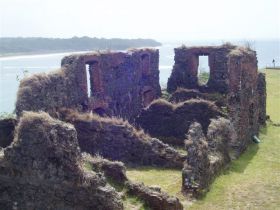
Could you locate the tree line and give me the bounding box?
[0,36,161,55]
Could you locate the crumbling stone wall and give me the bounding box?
[16,49,161,121]
[126,181,183,210]
[182,118,236,197]
[169,88,227,107]
[136,99,224,145]
[167,44,266,152]
[0,112,123,210]
[227,47,260,152]
[257,72,266,125]
[167,45,233,93]
[58,109,185,168]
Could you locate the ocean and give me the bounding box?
[1,40,279,113]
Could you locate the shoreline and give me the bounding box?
[0,50,92,60]
[0,46,161,60]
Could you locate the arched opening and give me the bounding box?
[198,55,210,85]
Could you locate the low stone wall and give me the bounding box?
[182,118,237,197]
[58,109,185,168]
[169,88,227,107]
[126,181,183,210]
[0,112,123,210]
[82,153,128,185]
[136,99,224,145]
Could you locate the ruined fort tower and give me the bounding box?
[166,44,266,152]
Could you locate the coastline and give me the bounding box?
[0,46,161,60]
[0,50,91,60]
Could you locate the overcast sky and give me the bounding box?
[0,0,279,41]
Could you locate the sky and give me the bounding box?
[0,0,279,42]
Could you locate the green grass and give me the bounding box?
[126,69,280,209]
[198,72,210,85]
[127,167,191,207]
[266,69,280,123]
[123,195,150,210]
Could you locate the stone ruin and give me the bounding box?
[0,44,266,208]
[139,44,266,153]
[16,49,161,121]
[0,111,183,210]
[0,112,123,210]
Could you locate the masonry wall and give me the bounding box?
[16,49,160,121]
[58,109,185,168]
[166,45,265,152]
[257,73,266,125]
[227,48,260,152]
[167,45,233,93]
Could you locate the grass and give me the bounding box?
[127,167,191,207]
[123,195,150,210]
[198,72,210,85]
[265,69,280,123]
[126,69,280,209]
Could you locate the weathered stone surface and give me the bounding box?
[207,117,237,161]
[58,109,185,168]
[0,112,123,210]
[227,47,260,152]
[257,72,266,125]
[16,49,161,121]
[126,181,183,210]
[169,88,205,102]
[82,153,128,185]
[167,45,234,93]
[183,122,210,197]
[0,118,16,148]
[182,118,236,197]
[167,44,266,152]
[136,99,223,145]
[169,88,227,107]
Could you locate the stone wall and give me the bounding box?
[136,99,224,145]
[58,109,185,168]
[16,49,161,121]
[126,181,183,210]
[0,112,123,210]
[166,44,266,152]
[167,45,233,93]
[182,118,236,197]
[227,47,260,152]
[257,72,266,125]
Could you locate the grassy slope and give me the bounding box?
[127,69,280,209]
